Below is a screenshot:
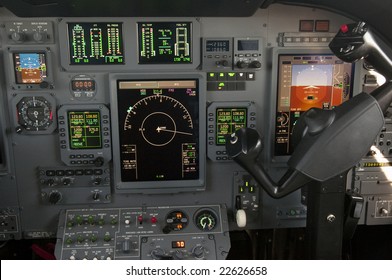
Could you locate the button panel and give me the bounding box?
[57,104,112,166]
[38,166,111,205]
[54,205,230,260]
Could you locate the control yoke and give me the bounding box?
[226,21,392,198]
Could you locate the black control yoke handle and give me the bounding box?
[226,21,392,198]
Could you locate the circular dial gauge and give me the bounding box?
[166,210,188,231]
[195,209,218,231]
[16,96,53,131]
[123,94,194,147]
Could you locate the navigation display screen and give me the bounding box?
[138,22,192,64]
[274,54,354,156]
[68,22,124,65]
[117,80,199,182]
[68,111,102,149]
[13,52,47,84]
[216,108,247,145]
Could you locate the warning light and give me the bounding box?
[340,24,349,34]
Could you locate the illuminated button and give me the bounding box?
[227,72,236,81]
[137,215,143,224]
[217,82,226,90]
[151,216,158,224]
[125,219,131,225]
[207,73,217,81]
[217,73,227,81]
[340,24,349,33]
[236,72,246,80]
[246,72,255,80]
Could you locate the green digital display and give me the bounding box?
[216,108,247,145]
[68,22,124,65]
[138,22,192,64]
[68,111,102,149]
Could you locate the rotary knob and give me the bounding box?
[33,31,48,43]
[48,191,62,204]
[11,31,25,43]
[192,246,205,259]
[151,248,165,260]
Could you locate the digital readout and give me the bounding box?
[362,162,392,167]
[68,22,124,65]
[68,111,102,149]
[71,80,96,91]
[138,22,192,64]
[13,52,47,84]
[216,108,247,145]
[172,241,186,248]
[206,40,230,52]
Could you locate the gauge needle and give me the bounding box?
[156,126,193,136]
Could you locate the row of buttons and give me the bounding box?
[206,54,231,59]
[45,169,104,177]
[207,72,255,81]
[70,154,94,159]
[236,53,260,57]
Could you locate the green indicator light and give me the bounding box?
[228,73,236,77]
[218,82,225,87]
[209,73,215,77]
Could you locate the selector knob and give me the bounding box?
[192,246,205,259]
[173,250,185,260]
[94,157,104,167]
[11,31,25,43]
[33,31,48,43]
[250,60,261,68]
[151,248,165,260]
[380,208,389,215]
[236,61,248,69]
[216,60,229,67]
[48,191,62,204]
[92,192,100,201]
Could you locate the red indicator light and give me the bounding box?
[151,216,157,224]
[340,24,349,33]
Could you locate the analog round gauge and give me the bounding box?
[195,209,218,231]
[123,94,194,147]
[16,96,53,131]
[165,210,188,231]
